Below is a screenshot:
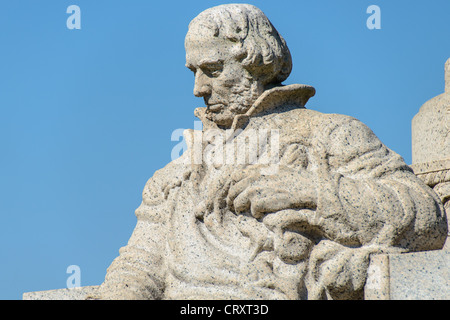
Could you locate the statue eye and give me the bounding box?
[201,64,223,78]
[210,69,222,77]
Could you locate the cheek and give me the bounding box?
[209,76,238,99]
[209,65,252,103]
[220,65,249,87]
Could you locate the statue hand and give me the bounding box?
[226,165,317,219]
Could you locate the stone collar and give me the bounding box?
[194,84,316,131]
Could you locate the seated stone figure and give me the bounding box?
[92,4,447,300]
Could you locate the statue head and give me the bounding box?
[185,4,292,127]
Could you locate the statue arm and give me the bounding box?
[301,116,447,300]
[312,116,447,251]
[91,171,169,300]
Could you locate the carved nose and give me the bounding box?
[193,70,211,97]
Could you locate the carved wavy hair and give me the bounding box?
[187,4,293,85]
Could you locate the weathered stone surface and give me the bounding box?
[23,4,448,300]
[23,286,99,300]
[365,250,449,300]
[89,4,446,300]
[365,254,390,300]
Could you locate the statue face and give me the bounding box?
[185,29,263,127]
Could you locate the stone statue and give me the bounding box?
[91,4,447,300]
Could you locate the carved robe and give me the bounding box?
[94,84,447,300]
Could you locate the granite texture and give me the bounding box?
[364,254,390,300]
[365,250,449,300]
[23,286,99,300]
[23,4,448,300]
[389,250,449,300]
[88,4,447,300]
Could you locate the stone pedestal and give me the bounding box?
[365,250,449,300]
[22,286,99,300]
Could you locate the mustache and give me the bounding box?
[204,81,258,114]
[206,103,225,113]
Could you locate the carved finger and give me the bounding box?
[250,193,292,219]
[230,165,261,183]
[262,208,312,231]
[232,186,262,214]
[227,175,257,207]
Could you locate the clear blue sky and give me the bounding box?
[0,0,449,299]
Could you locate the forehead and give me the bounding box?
[185,27,238,66]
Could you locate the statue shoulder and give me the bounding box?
[136,156,189,222]
[278,109,387,164]
[272,108,376,144]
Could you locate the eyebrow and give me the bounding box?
[185,59,223,70]
[198,58,223,68]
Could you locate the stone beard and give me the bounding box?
[91,4,448,300]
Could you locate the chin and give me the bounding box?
[205,102,252,127]
[206,111,235,127]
